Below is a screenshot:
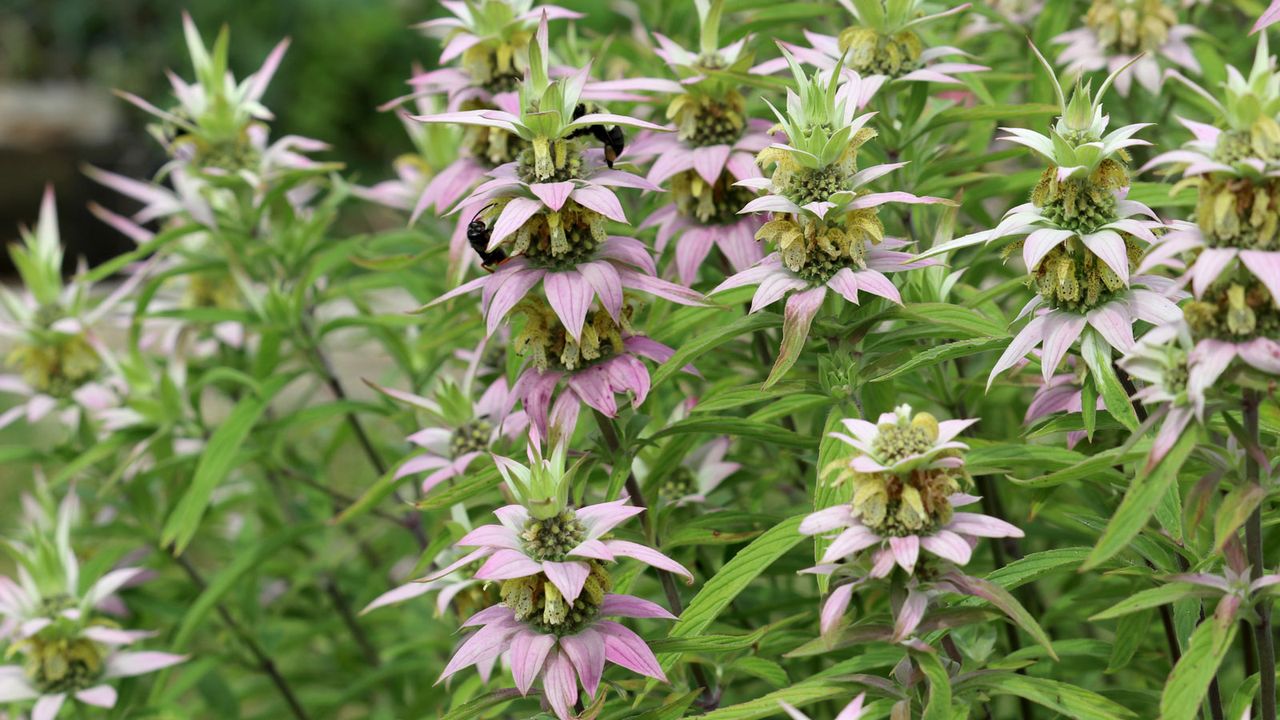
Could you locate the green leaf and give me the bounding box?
[658,515,805,673]
[915,651,953,720]
[651,312,780,389]
[983,547,1091,591]
[617,690,702,720]
[957,672,1137,719]
[950,574,1058,660]
[1213,483,1265,550]
[651,417,816,449]
[1080,330,1139,432]
[869,337,1008,382]
[173,523,319,649]
[415,465,502,511]
[1107,609,1154,673]
[894,303,1007,338]
[439,688,525,720]
[161,374,295,554]
[1089,583,1203,620]
[696,681,850,720]
[730,657,789,688]
[1084,428,1198,570]
[1161,613,1238,720]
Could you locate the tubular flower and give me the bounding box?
[653,436,741,507]
[1054,0,1200,97]
[799,406,1022,634]
[756,1,987,85]
[439,595,674,720]
[713,58,948,385]
[419,18,703,335]
[630,0,773,284]
[0,189,133,433]
[423,443,693,599]
[505,297,693,436]
[922,48,1179,387]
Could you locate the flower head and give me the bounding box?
[713,62,947,385]
[800,408,1022,633]
[757,1,986,85]
[1054,0,1200,97]
[440,594,674,720]
[0,189,134,433]
[654,437,741,506]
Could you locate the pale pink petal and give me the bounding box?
[799,505,853,535]
[437,620,520,682]
[75,685,117,709]
[544,270,593,342]
[947,512,1024,538]
[509,629,557,695]
[692,145,732,185]
[572,185,628,223]
[821,525,881,563]
[821,583,855,636]
[889,536,920,574]
[103,651,187,678]
[542,650,579,720]
[600,594,676,619]
[530,182,575,212]
[596,620,666,680]
[893,589,929,640]
[560,627,607,698]
[920,530,973,565]
[1239,251,1280,301]
[33,693,66,720]
[474,548,543,581]
[543,561,592,604]
[602,540,693,582]
[491,197,543,246]
[1040,312,1088,381]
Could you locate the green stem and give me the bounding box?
[591,410,721,709]
[1244,389,1276,720]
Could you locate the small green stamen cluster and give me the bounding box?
[8,334,102,397]
[490,200,608,271]
[758,209,885,283]
[501,561,612,635]
[176,132,261,174]
[658,466,697,502]
[520,510,587,562]
[20,634,105,694]
[1085,0,1177,55]
[838,27,923,78]
[1184,278,1280,341]
[872,413,938,466]
[1195,176,1280,250]
[672,171,758,225]
[1033,160,1129,234]
[450,419,493,458]
[668,91,747,147]
[513,298,631,372]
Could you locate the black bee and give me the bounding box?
[467,205,508,271]
[567,103,625,167]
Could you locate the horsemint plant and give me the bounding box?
[713,53,950,386]
[921,45,1179,429]
[425,436,690,719]
[633,0,774,285]
[417,16,703,434]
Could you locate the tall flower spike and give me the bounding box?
[919,44,1180,388]
[1139,35,1280,391]
[713,55,949,386]
[1055,0,1200,97]
[418,15,702,341]
[631,0,774,284]
[755,1,987,86]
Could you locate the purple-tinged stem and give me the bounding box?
[1244,389,1276,720]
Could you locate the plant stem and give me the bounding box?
[171,553,313,720]
[591,410,720,709]
[1244,389,1276,720]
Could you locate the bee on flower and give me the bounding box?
[714,55,949,386]
[1054,0,1201,97]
